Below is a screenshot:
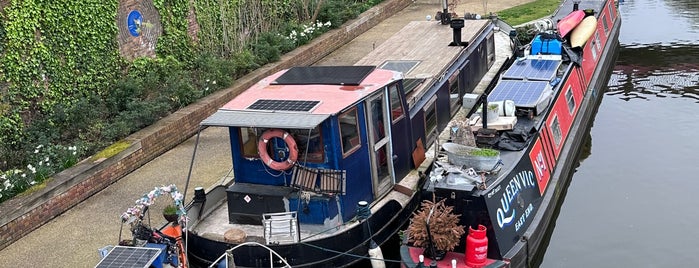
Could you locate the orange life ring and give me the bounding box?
[258,129,298,170]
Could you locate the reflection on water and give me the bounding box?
[539,0,699,267]
[607,45,699,101]
[619,0,699,46]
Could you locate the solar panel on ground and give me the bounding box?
[488,80,550,108]
[247,99,320,112]
[95,246,161,268]
[502,58,561,81]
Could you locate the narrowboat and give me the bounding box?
[399,0,621,267]
[180,16,504,268]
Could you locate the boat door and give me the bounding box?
[366,91,395,197]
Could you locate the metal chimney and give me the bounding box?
[449,18,468,47]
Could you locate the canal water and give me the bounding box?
[537,0,699,267]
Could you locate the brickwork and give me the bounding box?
[0,0,411,251]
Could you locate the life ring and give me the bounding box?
[258,129,298,171]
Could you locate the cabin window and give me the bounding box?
[602,15,609,35]
[389,84,404,122]
[289,127,324,163]
[590,39,598,60]
[608,2,615,20]
[550,116,563,147]
[566,86,576,115]
[425,96,438,144]
[487,32,495,66]
[339,108,361,155]
[448,72,460,114]
[240,127,259,157]
[595,31,602,52]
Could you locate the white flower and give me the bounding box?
[38,161,43,166]
[34,149,39,153]
[30,180,36,185]
[45,156,49,162]
[72,151,76,155]
[3,180,10,189]
[27,164,36,174]
[325,21,331,27]
[212,80,216,85]
[36,144,43,149]
[21,173,26,178]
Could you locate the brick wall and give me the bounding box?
[0,0,411,251]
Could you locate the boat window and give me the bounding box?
[595,31,602,52]
[487,32,495,66]
[448,72,460,114]
[339,108,361,155]
[590,39,598,60]
[602,15,609,35]
[566,86,576,115]
[389,83,404,122]
[608,2,615,20]
[425,96,438,144]
[289,127,324,163]
[240,127,259,157]
[550,116,563,147]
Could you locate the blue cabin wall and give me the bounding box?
[334,103,374,221]
[390,81,414,181]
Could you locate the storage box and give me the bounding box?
[531,35,562,55]
[226,183,293,225]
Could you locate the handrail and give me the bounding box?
[208,242,292,268]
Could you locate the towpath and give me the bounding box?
[0,0,531,267]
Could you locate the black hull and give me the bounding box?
[188,185,424,268]
[503,14,622,268]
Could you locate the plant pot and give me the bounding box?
[423,248,447,261]
[163,213,178,223]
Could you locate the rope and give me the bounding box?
[298,241,402,264]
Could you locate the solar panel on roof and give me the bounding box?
[502,58,561,81]
[247,99,320,112]
[488,80,552,114]
[95,246,161,268]
[273,66,375,85]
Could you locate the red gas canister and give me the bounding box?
[465,224,488,267]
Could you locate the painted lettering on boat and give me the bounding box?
[496,170,536,228]
[515,203,534,232]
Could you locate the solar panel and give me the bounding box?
[502,58,561,81]
[488,80,552,114]
[247,99,320,112]
[273,66,375,85]
[95,246,161,268]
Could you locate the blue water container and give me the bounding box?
[530,35,562,55]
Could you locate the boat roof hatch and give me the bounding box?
[201,109,330,129]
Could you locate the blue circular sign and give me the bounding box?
[127,10,143,37]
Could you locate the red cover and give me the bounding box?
[557,10,586,37]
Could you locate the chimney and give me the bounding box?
[449,19,468,47]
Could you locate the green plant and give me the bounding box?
[163,204,178,216]
[469,148,499,157]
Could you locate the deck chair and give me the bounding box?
[262,211,300,245]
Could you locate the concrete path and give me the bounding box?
[0,0,532,267]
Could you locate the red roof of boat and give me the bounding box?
[221,67,399,115]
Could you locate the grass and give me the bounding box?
[497,0,563,26]
[469,148,500,157]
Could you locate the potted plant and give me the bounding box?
[486,103,499,123]
[406,197,465,260]
[163,204,179,223]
